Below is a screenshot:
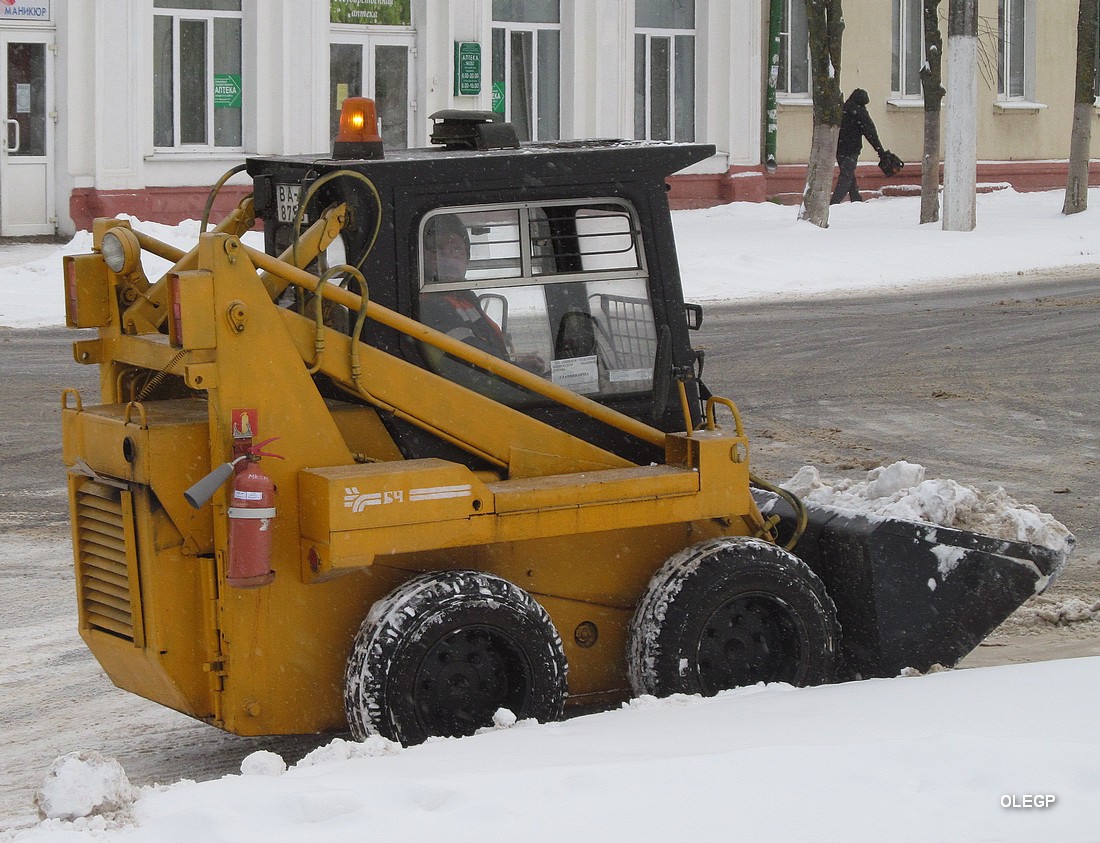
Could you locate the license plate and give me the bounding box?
[275,183,308,224]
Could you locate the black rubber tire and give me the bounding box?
[628,537,839,698]
[344,570,568,745]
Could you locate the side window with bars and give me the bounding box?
[418,199,656,401]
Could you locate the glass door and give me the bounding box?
[330,34,414,150]
[0,31,54,235]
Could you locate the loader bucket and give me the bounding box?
[753,490,1072,680]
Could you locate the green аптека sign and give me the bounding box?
[454,42,481,96]
[214,74,242,109]
[331,0,411,26]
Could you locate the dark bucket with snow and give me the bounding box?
[752,488,1073,681]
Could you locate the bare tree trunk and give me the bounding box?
[798,0,845,227]
[919,0,945,224]
[1063,0,1098,215]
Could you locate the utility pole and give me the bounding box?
[943,0,977,231]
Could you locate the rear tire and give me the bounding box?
[628,537,839,698]
[344,570,568,745]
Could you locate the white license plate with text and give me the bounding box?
[276,183,308,224]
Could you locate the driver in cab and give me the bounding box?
[418,214,509,357]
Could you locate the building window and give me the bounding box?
[778,0,809,97]
[634,0,695,141]
[153,0,243,150]
[1095,18,1100,101]
[892,0,924,98]
[491,0,560,142]
[998,0,1031,100]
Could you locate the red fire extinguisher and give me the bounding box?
[227,437,282,589]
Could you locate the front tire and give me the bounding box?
[628,537,839,698]
[344,570,568,745]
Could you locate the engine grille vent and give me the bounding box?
[75,481,138,642]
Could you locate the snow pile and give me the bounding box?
[783,460,1076,554]
[295,735,401,768]
[0,216,264,329]
[239,751,286,777]
[33,751,137,822]
[998,595,1100,632]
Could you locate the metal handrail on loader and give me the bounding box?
[130,217,670,451]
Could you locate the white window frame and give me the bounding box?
[777,0,810,101]
[634,21,696,142]
[153,3,244,152]
[1094,18,1100,103]
[892,0,925,100]
[328,31,417,150]
[491,19,561,142]
[997,0,1036,104]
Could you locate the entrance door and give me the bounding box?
[0,31,54,236]
[330,35,415,150]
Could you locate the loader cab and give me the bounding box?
[246,121,713,468]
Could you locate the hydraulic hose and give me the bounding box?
[750,472,808,552]
[201,164,249,233]
[306,264,367,374]
[291,169,382,274]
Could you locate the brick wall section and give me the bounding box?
[70,186,254,231]
[666,160,1100,210]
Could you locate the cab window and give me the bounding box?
[418,200,656,402]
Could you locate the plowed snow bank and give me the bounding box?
[783,461,1075,554]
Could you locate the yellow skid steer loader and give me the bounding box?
[61,102,1068,745]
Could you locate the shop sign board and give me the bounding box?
[454,41,481,96]
[330,0,411,26]
[0,2,51,22]
[214,74,242,109]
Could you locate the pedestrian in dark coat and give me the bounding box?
[831,88,886,204]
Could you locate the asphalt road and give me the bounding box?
[694,274,1099,574]
[1,274,1098,827]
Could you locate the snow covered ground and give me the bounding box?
[4,186,1100,328]
[3,188,1099,840]
[22,656,1100,842]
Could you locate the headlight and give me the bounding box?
[101,228,141,274]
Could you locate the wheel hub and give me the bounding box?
[413,626,531,736]
[696,594,801,693]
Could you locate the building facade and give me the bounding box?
[0,0,1094,237]
[764,0,1100,203]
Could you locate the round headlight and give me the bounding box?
[101,228,141,274]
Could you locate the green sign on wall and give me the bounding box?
[331,0,411,26]
[454,42,481,96]
[214,74,242,109]
[491,81,505,113]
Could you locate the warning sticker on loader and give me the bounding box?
[550,355,599,394]
[232,409,257,440]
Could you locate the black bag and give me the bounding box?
[878,150,904,177]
